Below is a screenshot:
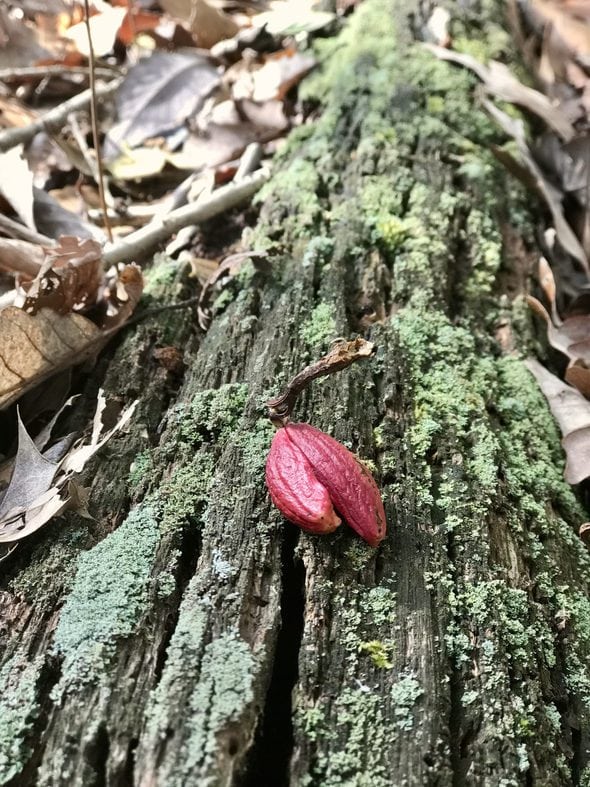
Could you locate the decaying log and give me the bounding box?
[1,1,589,785]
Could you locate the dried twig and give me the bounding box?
[267,338,375,424]
[83,0,113,243]
[0,214,55,246]
[0,80,122,154]
[0,65,119,81]
[102,168,270,266]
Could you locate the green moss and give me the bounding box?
[52,501,160,692]
[338,585,397,671]
[0,655,42,783]
[142,255,179,293]
[300,302,337,348]
[358,640,393,669]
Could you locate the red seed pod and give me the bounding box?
[265,426,341,534]
[265,423,386,547]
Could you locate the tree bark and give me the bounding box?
[2,1,590,786]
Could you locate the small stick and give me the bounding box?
[102,168,269,266]
[0,79,122,153]
[0,65,118,80]
[0,214,55,246]
[266,338,375,424]
[83,0,113,243]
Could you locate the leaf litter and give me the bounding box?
[0,0,339,543]
[427,4,590,490]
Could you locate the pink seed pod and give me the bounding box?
[265,426,341,534]
[266,423,386,547]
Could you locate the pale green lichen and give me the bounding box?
[338,585,397,671]
[160,454,215,533]
[311,689,391,787]
[52,501,160,692]
[144,575,256,784]
[390,675,423,731]
[175,383,249,448]
[128,449,152,488]
[0,655,42,783]
[299,302,337,349]
[302,236,334,269]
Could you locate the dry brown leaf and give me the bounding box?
[425,44,575,141]
[527,295,590,363]
[0,392,137,543]
[482,98,588,271]
[526,358,590,483]
[525,358,590,484]
[566,361,590,397]
[159,0,240,48]
[24,236,104,314]
[0,306,101,410]
[100,262,143,329]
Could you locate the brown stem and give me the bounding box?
[266,338,375,425]
[83,0,113,243]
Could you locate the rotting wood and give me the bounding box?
[1,1,589,786]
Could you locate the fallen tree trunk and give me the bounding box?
[1,1,590,785]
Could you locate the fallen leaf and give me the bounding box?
[107,145,169,180]
[252,0,336,36]
[482,97,588,271]
[24,236,104,314]
[527,295,590,363]
[0,306,101,410]
[0,146,35,229]
[100,262,143,329]
[526,358,590,484]
[104,51,221,159]
[160,0,240,48]
[566,362,590,398]
[0,392,137,543]
[0,410,60,520]
[169,99,287,172]
[33,187,99,240]
[425,44,575,141]
[63,6,127,58]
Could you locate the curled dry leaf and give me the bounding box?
[0,393,137,543]
[424,44,575,141]
[525,358,590,484]
[482,97,589,271]
[0,260,143,410]
[24,236,103,313]
[527,295,590,365]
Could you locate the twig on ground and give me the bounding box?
[0,214,55,246]
[235,143,262,181]
[0,79,122,153]
[0,65,119,81]
[102,168,270,266]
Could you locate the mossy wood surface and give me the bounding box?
[1,1,590,785]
